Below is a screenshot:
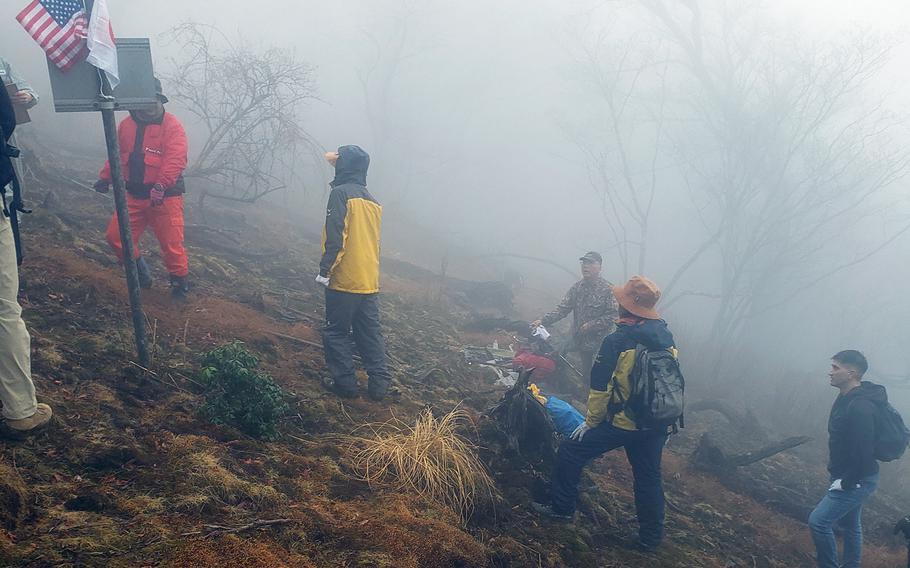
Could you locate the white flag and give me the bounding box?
[86,0,120,90]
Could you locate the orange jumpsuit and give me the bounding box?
[99,111,189,276]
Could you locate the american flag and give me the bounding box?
[16,0,89,71]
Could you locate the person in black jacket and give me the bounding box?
[809,350,881,568]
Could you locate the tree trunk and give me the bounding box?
[693,432,811,471]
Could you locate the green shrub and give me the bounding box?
[197,342,289,440]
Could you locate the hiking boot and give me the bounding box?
[617,531,660,553]
[627,539,660,553]
[368,384,401,402]
[4,403,53,434]
[529,501,573,523]
[136,257,153,289]
[322,376,358,399]
[170,275,190,300]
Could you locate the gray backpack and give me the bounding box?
[626,345,685,430]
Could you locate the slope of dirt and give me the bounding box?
[0,171,907,567]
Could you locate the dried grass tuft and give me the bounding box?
[341,407,495,520]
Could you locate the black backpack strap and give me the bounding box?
[608,345,646,414]
[606,373,625,417]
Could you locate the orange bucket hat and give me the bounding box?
[612,275,661,320]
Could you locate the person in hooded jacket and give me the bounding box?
[532,275,674,552]
[93,78,190,298]
[316,146,391,401]
[809,350,883,568]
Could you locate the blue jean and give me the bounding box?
[808,474,879,568]
[550,422,668,547]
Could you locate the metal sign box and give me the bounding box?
[47,37,157,113]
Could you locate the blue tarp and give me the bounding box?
[545,396,585,437]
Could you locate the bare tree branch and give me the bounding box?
[161,23,319,209]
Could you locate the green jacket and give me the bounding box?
[0,56,39,109]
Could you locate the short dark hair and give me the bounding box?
[832,350,868,376]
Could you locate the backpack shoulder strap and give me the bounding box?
[606,344,646,414]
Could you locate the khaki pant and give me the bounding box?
[0,213,36,420]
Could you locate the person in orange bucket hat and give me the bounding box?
[532,275,683,553]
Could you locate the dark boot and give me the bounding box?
[136,257,153,289]
[170,275,190,299]
[322,376,359,399]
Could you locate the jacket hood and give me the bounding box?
[620,318,675,351]
[331,145,370,187]
[843,381,888,405]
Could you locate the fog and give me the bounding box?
[3,0,910,419]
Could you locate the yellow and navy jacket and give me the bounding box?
[586,318,676,431]
[320,145,382,294]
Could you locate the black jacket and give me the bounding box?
[828,381,884,488]
[0,83,15,189]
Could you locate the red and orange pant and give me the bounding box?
[106,194,188,277]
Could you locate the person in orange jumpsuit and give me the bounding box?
[94,78,190,298]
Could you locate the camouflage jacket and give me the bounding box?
[541,276,618,352]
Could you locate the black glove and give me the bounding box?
[93,179,110,194]
[149,183,165,207]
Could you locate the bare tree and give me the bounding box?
[574,1,910,382]
[646,1,910,378]
[354,2,425,207]
[162,23,319,214]
[354,0,462,210]
[566,25,674,278]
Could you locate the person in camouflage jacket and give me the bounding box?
[532,251,618,374]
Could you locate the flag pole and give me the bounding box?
[98,98,150,367]
[85,0,150,366]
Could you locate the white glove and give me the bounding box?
[532,325,551,340]
[829,479,843,492]
[570,422,591,442]
[315,275,330,287]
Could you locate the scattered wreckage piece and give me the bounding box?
[487,369,559,465]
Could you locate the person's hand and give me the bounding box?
[570,422,591,442]
[93,179,110,194]
[149,184,165,206]
[579,322,592,334]
[12,91,32,106]
[530,319,542,329]
[315,275,330,287]
[829,479,844,492]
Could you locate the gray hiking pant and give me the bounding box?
[322,288,391,398]
[0,214,37,420]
